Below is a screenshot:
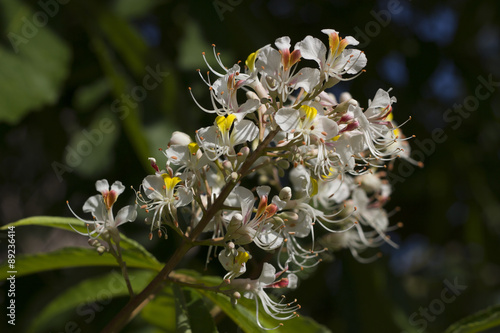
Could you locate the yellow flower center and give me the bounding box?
[161,174,182,191]
[235,250,250,266]
[327,32,349,57]
[188,142,199,155]
[300,105,318,124]
[310,177,318,196]
[245,51,258,72]
[216,114,237,135]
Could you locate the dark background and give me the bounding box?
[1,0,500,332]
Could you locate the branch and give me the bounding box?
[101,128,280,333]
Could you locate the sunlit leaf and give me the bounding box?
[176,269,330,332]
[1,216,159,265]
[0,246,161,280]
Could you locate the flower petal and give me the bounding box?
[142,175,165,200]
[275,107,300,132]
[114,204,137,227]
[110,181,125,196]
[95,179,109,193]
[175,186,193,207]
[231,119,259,146]
[83,194,107,221]
[259,263,277,285]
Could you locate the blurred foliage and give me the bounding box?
[0,0,499,332]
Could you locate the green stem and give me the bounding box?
[107,234,135,298]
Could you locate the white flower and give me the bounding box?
[232,263,300,330]
[350,89,400,162]
[224,186,283,250]
[296,29,367,85]
[276,104,340,178]
[191,64,259,119]
[165,142,209,174]
[218,245,252,280]
[67,179,137,239]
[255,37,320,102]
[321,228,384,263]
[351,188,398,248]
[138,173,193,239]
[196,114,258,161]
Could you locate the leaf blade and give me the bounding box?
[444,304,500,333]
[28,270,156,333]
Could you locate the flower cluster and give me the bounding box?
[69,29,415,329]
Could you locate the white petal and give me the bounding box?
[83,195,107,221]
[287,274,298,289]
[175,186,193,207]
[295,35,326,67]
[110,181,125,196]
[352,189,369,211]
[351,104,369,129]
[257,229,283,250]
[234,99,260,122]
[321,28,339,36]
[344,35,359,46]
[95,179,109,193]
[235,186,255,220]
[344,49,367,74]
[315,116,339,139]
[166,145,189,165]
[256,186,271,199]
[142,175,165,200]
[231,120,259,146]
[255,45,281,77]
[259,263,277,285]
[289,67,320,93]
[275,107,300,132]
[272,196,287,211]
[275,36,291,50]
[114,205,137,227]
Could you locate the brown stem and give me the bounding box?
[101,128,279,333]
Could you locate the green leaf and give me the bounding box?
[444,304,500,333]
[141,282,217,332]
[176,269,330,333]
[28,270,156,333]
[141,285,176,331]
[0,246,161,281]
[0,0,71,124]
[1,216,159,266]
[173,284,192,332]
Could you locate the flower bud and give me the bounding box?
[169,131,192,146]
[97,246,106,255]
[222,160,233,171]
[277,159,290,170]
[279,187,292,201]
